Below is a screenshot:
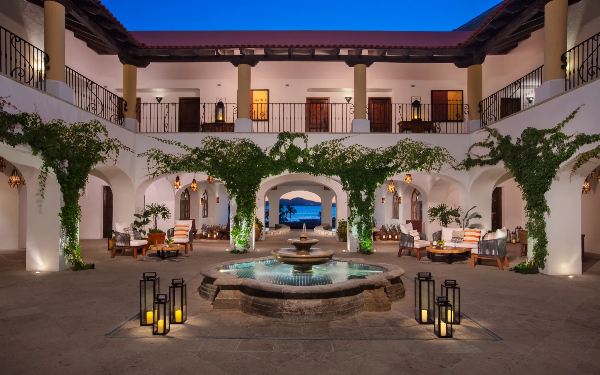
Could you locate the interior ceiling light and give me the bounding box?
[405,174,412,184]
[207,176,215,184]
[387,179,395,193]
[8,167,21,188]
[174,176,181,190]
[190,178,197,192]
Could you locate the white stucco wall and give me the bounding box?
[79,175,108,239]
[497,177,526,232]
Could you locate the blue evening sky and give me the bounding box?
[101,0,501,31]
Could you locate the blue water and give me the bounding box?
[267,205,336,221]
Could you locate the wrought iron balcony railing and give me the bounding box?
[65,66,126,125]
[0,26,48,91]
[372,103,469,134]
[250,103,353,133]
[479,66,543,127]
[563,32,600,91]
[138,102,237,133]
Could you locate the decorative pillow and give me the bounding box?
[400,223,414,234]
[496,228,508,238]
[464,229,482,243]
[484,231,497,240]
[115,222,128,234]
[174,224,190,238]
[409,230,420,241]
[441,227,455,242]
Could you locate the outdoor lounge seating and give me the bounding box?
[398,222,430,259]
[471,237,509,270]
[111,222,148,259]
[167,220,197,253]
[434,227,488,249]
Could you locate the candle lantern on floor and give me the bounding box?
[434,296,453,338]
[441,280,460,325]
[414,272,434,324]
[140,272,160,326]
[169,278,187,324]
[215,101,225,122]
[506,229,511,243]
[153,294,170,335]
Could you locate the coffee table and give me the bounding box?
[426,246,471,264]
[148,244,184,259]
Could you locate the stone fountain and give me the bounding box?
[271,224,334,272]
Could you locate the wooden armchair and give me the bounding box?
[166,226,197,254]
[471,237,508,270]
[111,232,148,259]
[398,231,429,260]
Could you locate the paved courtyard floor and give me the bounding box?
[1,230,600,374]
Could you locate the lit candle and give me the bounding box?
[146,311,153,324]
[447,310,454,322]
[440,321,447,336]
[157,319,164,334]
[175,309,182,323]
[421,309,428,322]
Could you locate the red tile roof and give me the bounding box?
[130,30,474,50]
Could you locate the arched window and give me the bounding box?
[411,189,422,221]
[202,190,209,218]
[180,188,190,219]
[392,191,399,219]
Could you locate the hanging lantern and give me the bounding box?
[140,272,160,326]
[434,296,453,338]
[0,157,5,172]
[582,179,590,194]
[411,99,422,121]
[387,179,395,193]
[8,167,21,188]
[174,176,181,190]
[169,278,187,324]
[153,294,170,335]
[216,197,220,203]
[588,171,595,178]
[405,174,412,184]
[190,178,198,192]
[441,280,460,325]
[207,175,215,184]
[415,272,434,324]
[215,101,225,123]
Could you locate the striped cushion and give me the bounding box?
[463,229,481,243]
[174,224,189,238]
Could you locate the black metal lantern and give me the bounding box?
[411,100,422,121]
[140,272,160,326]
[153,294,170,335]
[414,272,434,324]
[434,296,453,338]
[441,280,460,325]
[169,278,187,324]
[215,101,225,122]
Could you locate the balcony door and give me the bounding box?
[306,98,329,132]
[179,97,200,132]
[368,97,391,132]
[102,186,113,239]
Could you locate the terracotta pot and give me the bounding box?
[147,232,166,245]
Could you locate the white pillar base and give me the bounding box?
[347,224,360,252]
[123,118,138,132]
[467,119,482,133]
[351,119,370,133]
[234,118,252,132]
[535,79,567,104]
[45,79,73,104]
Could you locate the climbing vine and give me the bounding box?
[141,133,452,254]
[457,106,600,273]
[0,99,131,269]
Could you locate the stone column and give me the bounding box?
[235,64,252,132]
[266,191,281,227]
[536,0,568,102]
[44,0,73,102]
[352,64,370,132]
[467,64,482,133]
[320,191,334,226]
[122,64,138,132]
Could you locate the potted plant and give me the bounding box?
[145,203,171,245]
[337,220,348,242]
[255,217,264,241]
[461,206,482,230]
[132,209,151,239]
[427,203,461,228]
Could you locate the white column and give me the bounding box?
[320,192,333,226]
[229,198,255,252]
[266,191,281,227]
[536,0,568,103]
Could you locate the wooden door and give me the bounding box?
[102,186,113,238]
[179,97,200,132]
[180,188,191,219]
[500,98,521,119]
[368,97,391,132]
[431,91,448,121]
[491,187,502,230]
[305,98,329,132]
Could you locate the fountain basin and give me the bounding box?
[286,238,319,251]
[272,247,334,272]
[198,257,405,322]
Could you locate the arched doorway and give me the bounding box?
[180,188,190,219]
[410,189,423,231]
[202,190,209,218]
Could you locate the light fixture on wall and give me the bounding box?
[207,176,215,184]
[0,157,5,172]
[216,197,220,203]
[398,195,402,204]
[155,97,163,103]
[174,175,181,190]
[345,96,352,103]
[526,96,534,104]
[8,167,21,188]
[387,179,395,193]
[382,197,385,204]
[411,100,422,120]
[190,177,197,192]
[200,198,204,206]
[405,174,412,184]
[582,178,590,194]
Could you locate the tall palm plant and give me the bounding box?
[285,205,297,222]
